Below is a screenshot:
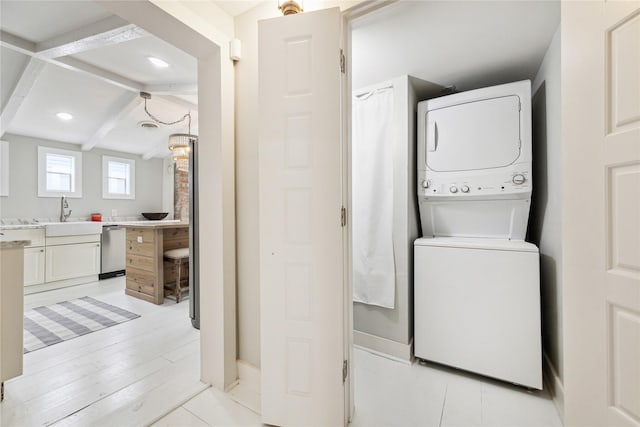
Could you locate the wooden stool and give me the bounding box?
[163,248,189,303]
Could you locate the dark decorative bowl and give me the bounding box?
[142,212,169,221]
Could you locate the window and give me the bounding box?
[102,156,135,199]
[38,146,82,198]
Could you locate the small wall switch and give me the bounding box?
[111,209,117,217]
[137,236,143,243]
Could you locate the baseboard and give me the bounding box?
[542,351,564,423]
[24,275,99,295]
[227,360,261,414]
[354,330,413,364]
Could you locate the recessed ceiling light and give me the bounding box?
[148,56,169,68]
[56,112,73,121]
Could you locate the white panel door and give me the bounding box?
[563,2,640,426]
[259,7,346,427]
[23,247,45,286]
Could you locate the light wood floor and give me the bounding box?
[1,277,206,427]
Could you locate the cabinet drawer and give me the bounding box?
[126,239,156,257]
[1,228,45,247]
[126,253,155,272]
[163,227,188,241]
[126,267,156,296]
[126,228,155,244]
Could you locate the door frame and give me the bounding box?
[341,1,405,422]
[96,0,238,390]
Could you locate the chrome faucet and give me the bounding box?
[60,196,72,222]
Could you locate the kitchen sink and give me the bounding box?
[45,222,103,237]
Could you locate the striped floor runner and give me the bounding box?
[23,296,140,354]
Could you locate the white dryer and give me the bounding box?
[417,80,532,239]
[414,80,542,389]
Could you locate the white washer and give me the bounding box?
[414,237,542,389]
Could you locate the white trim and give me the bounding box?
[353,330,413,364]
[24,275,99,295]
[102,155,136,200]
[543,351,564,422]
[0,140,9,196]
[37,146,83,198]
[226,360,261,414]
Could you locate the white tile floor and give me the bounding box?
[1,277,206,427]
[157,347,563,427]
[4,278,562,427]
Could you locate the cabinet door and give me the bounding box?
[24,246,45,286]
[45,242,101,282]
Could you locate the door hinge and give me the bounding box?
[340,49,346,74]
[342,359,348,383]
[341,206,346,227]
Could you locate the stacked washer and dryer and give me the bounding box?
[414,80,542,389]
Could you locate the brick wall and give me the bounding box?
[174,167,189,220]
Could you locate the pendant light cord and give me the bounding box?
[143,97,192,133]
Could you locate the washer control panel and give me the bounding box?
[419,170,531,198]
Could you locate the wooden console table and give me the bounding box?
[124,223,189,304]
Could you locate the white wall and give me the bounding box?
[530,28,563,388]
[351,1,559,92]
[234,1,280,369]
[351,76,442,358]
[0,133,164,220]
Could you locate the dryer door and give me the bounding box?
[425,95,521,172]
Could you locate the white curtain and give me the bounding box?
[352,87,396,309]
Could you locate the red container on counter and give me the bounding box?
[91,213,102,222]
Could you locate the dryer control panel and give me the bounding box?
[418,169,531,200]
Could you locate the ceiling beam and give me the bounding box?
[142,137,171,160]
[1,31,144,92]
[0,30,36,55]
[36,16,149,59]
[82,92,142,151]
[143,83,198,95]
[0,57,45,137]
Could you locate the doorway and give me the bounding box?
[346,1,561,425]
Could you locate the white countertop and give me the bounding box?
[0,219,182,231]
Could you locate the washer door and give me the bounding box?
[425,95,522,172]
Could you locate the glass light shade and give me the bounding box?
[278,0,303,15]
[168,133,196,151]
[175,157,189,172]
[171,146,190,160]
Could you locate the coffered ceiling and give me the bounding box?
[0,0,202,159]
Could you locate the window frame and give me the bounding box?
[37,146,83,198]
[102,155,135,200]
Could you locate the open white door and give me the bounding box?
[258,7,347,427]
[563,2,640,426]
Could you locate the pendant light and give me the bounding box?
[140,92,197,171]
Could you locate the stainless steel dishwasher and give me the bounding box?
[100,225,126,280]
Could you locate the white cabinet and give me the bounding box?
[24,247,45,286]
[45,235,101,283]
[0,228,46,286]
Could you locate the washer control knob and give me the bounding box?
[449,186,458,194]
[422,179,430,189]
[461,185,470,193]
[512,174,526,185]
